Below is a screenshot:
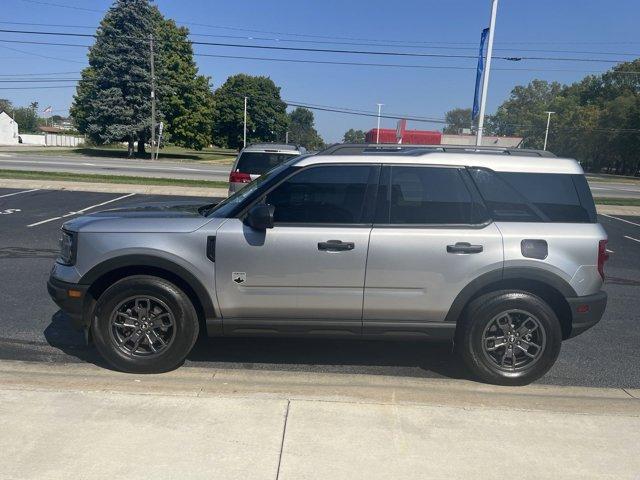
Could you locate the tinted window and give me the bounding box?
[469,169,540,222]
[382,166,475,224]
[265,165,375,224]
[236,152,299,175]
[470,169,595,223]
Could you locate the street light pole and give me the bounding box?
[376,103,384,144]
[543,111,555,151]
[476,0,499,147]
[243,96,248,148]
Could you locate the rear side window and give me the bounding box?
[376,166,480,224]
[265,165,377,224]
[236,152,298,175]
[469,168,596,223]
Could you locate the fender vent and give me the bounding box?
[206,236,216,262]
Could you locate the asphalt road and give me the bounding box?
[0,153,233,182]
[0,187,639,388]
[1,153,640,198]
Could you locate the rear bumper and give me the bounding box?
[47,275,89,331]
[566,290,607,338]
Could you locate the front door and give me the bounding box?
[215,164,379,334]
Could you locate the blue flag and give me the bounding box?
[472,28,489,121]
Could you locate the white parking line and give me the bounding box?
[0,188,40,199]
[601,214,640,228]
[624,235,640,244]
[27,193,135,227]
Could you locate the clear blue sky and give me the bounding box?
[1,0,638,142]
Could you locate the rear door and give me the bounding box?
[363,165,503,333]
[215,164,379,333]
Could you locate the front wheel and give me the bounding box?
[456,291,562,386]
[92,275,199,373]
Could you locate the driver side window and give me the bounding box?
[265,165,376,224]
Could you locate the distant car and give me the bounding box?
[228,143,306,195]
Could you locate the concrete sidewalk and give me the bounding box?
[0,361,638,480]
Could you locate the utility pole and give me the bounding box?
[149,34,156,158]
[243,96,248,148]
[543,111,555,151]
[376,103,384,144]
[476,0,499,147]
[285,131,289,144]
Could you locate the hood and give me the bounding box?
[63,200,218,233]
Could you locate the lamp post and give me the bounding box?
[543,111,555,151]
[376,103,384,144]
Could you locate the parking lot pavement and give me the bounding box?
[0,187,639,388]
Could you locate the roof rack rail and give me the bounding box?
[318,143,556,158]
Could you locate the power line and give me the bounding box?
[194,52,640,75]
[9,4,640,50]
[1,22,639,56]
[0,29,635,63]
[0,43,86,64]
[15,0,103,13]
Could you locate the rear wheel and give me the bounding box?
[457,291,562,386]
[92,275,199,373]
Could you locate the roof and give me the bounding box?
[38,126,63,133]
[242,143,304,153]
[297,148,583,175]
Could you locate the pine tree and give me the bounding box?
[71,0,155,156]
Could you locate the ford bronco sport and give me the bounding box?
[48,145,608,385]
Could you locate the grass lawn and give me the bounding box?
[0,169,228,188]
[0,145,237,163]
[587,174,640,184]
[592,197,640,206]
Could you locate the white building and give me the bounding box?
[0,111,19,145]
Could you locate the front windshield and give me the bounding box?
[204,158,297,217]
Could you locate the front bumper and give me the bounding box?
[47,275,89,331]
[566,290,608,338]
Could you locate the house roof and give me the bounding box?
[38,126,63,133]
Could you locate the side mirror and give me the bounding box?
[244,204,275,230]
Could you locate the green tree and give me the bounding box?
[488,79,563,148]
[287,107,324,150]
[212,74,288,149]
[443,108,472,134]
[14,106,39,133]
[154,17,215,150]
[0,99,13,114]
[71,0,155,156]
[342,128,366,143]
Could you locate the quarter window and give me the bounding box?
[380,166,477,224]
[265,165,376,224]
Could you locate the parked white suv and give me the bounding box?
[48,145,608,385]
[228,143,305,195]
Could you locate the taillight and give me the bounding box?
[597,239,609,280]
[229,171,252,184]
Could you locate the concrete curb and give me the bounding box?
[0,178,227,198]
[1,360,637,415]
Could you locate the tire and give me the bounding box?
[456,290,562,386]
[91,275,199,373]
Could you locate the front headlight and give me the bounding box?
[57,230,76,266]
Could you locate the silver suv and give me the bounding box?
[48,146,608,385]
[228,143,305,195]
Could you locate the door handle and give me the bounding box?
[447,242,483,254]
[318,240,355,252]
